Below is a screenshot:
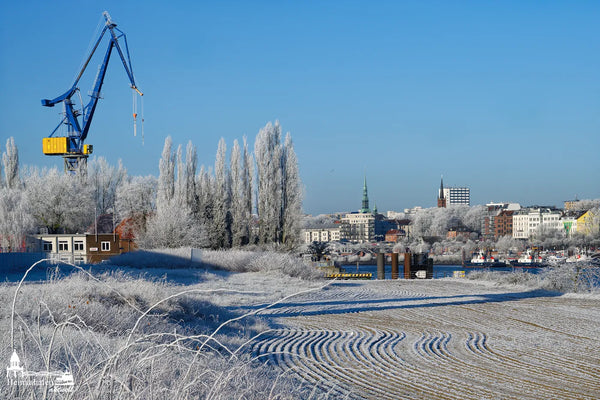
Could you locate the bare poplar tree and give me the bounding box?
[281,132,302,246]
[196,165,214,229]
[2,137,19,189]
[230,139,245,247]
[174,144,185,206]
[211,138,232,248]
[242,136,254,244]
[157,136,175,208]
[145,137,206,248]
[254,121,283,243]
[184,141,198,214]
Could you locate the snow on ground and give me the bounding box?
[3,260,599,399]
[243,277,600,399]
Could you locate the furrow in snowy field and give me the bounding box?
[249,279,600,399]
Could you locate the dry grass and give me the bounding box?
[1,253,334,399]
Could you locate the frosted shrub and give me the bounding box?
[246,252,323,280]
[466,262,600,294]
[201,249,262,272]
[109,248,323,280]
[540,263,600,293]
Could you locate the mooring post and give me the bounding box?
[404,252,411,279]
[391,252,399,279]
[377,252,385,280]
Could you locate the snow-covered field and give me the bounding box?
[250,278,600,399]
[2,255,599,399]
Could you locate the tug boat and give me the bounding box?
[463,250,507,268]
[509,249,548,268]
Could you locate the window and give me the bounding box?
[74,241,84,251]
[101,241,110,251]
[42,241,52,252]
[58,241,68,251]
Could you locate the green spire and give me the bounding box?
[360,176,370,213]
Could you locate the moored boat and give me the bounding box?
[510,249,548,268]
[463,250,507,268]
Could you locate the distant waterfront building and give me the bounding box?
[512,208,562,239]
[564,199,579,211]
[443,187,470,206]
[387,207,423,219]
[302,225,341,244]
[483,202,521,239]
[494,210,515,238]
[577,209,599,236]
[339,177,397,243]
[436,176,470,206]
[341,212,375,243]
[437,176,447,208]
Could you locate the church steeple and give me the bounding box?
[437,175,447,208]
[360,176,370,213]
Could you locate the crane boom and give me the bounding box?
[42,11,143,172]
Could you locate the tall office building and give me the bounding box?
[437,177,470,206]
[443,187,470,206]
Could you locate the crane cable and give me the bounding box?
[132,89,137,137]
[132,89,144,145]
[141,94,144,145]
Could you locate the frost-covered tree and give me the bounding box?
[281,132,302,247]
[230,139,245,247]
[146,137,207,248]
[242,137,254,243]
[24,167,93,233]
[0,187,34,250]
[184,141,198,213]
[254,121,284,243]
[211,138,232,248]
[253,122,303,245]
[2,137,19,189]
[196,166,214,228]
[157,136,176,207]
[174,144,185,205]
[463,205,486,234]
[140,199,207,248]
[115,175,157,220]
[87,157,127,214]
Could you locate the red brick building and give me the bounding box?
[494,210,515,238]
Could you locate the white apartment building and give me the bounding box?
[340,212,375,243]
[302,226,341,244]
[443,187,470,206]
[34,234,88,264]
[512,208,563,239]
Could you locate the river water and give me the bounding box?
[341,264,543,280]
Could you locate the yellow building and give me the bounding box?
[577,209,599,236]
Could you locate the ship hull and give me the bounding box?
[462,261,508,268]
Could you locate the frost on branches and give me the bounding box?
[0,125,304,251]
[254,121,302,248]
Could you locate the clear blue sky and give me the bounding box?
[1,1,599,215]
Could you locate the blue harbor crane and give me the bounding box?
[41,11,143,172]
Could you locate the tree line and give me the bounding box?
[0,121,303,251]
